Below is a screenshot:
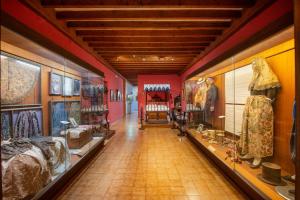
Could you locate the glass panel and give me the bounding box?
[185,27,296,199]
[1,27,107,199]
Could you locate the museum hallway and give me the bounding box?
[59,112,246,200]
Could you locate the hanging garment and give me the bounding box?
[248,57,281,92]
[185,82,193,104]
[204,84,218,123]
[14,111,41,138]
[194,82,208,110]
[240,95,273,158]
[1,112,11,140]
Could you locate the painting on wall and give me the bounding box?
[50,101,67,136]
[73,79,81,96]
[110,89,114,102]
[63,76,73,96]
[12,108,43,138]
[50,101,81,136]
[117,90,122,101]
[49,72,62,95]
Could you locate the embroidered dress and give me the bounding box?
[194,82,208,110]
[240,95,274,158]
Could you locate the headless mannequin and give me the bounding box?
[240,87,279,167]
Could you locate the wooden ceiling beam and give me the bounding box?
[94,47,205,51]
[66,20,231,28]
[110,62,190,65]
[88,42,210,47]
[41,0,256,8]
[56,10,241,20]
[83,37,215,42]
[114,64,186,67]
[116,67,184,69]
[76,29,223,36]
[97,51,201,55]
[74,27,226,30]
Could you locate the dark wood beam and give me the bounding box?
[83,36,215,42]
[88,42,210,47]
[115,65,186,68]
[94,47,205,51]
[97,51,201,55]
[111,63,189,65]
[41,0,256,8]
[56,10,241,20]
[67,21,231,28]
[101,53,198,56]
[76,29,223,36]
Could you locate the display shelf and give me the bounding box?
[187,129,293,200]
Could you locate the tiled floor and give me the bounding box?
[59,113,247,200]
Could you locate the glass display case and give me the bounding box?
[185,27,296,200]
[1,27,108,199]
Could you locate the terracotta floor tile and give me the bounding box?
[58,113,246,200]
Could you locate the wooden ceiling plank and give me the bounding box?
[88,42,210,47]
[76,29,223,36]
[56,10,241,20]
[83,37,216,42]
[41,0,256,8]
[74,27,226,30]
[94,47,205,51]
[66,20,231,28]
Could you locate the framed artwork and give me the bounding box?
[110,89,114,102]
[49,100,81,136]
[1,53,41,105]
[63,76,73,96]
[116,89,119,101]
[49,101,67,136]
[49,72,62,95]
[73,79,81,96]
[117,90,122,101]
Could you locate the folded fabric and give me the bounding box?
[30,136,56,161]
[1,138,32,160]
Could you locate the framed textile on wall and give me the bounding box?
[1,53,41,105]
[73,79,81,96]
[63,76,73,96]
[49,101,81,136]
[49,72,62,95]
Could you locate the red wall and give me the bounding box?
[1,0,124,122]
[137,74,181,117]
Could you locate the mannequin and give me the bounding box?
[204,77,218,125]
[239,57,280,168]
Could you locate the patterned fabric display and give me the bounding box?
[14,111,41,138]
[240,95,273,158]
[1,112,11,140]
